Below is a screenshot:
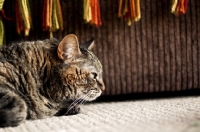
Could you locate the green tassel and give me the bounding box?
[0,17,4,46]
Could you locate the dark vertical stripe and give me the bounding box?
[130,18,137,93]
[135,23,139,93]
[96,3,104,94]
[195,0,200,88]
[106,0,115,94]
[163,1,169,92]
[154,0,159,92]
[100,0,106,95]
[186,3,192,90]
[74,0,80,41]
[136,22,142,93]
[161,1,166,92]
[99,0,109,95]
[68,1,73,34]
[125,27,131,93]
[168,6,176,91]
[144,0,149,93]
[167,1,171,92]
[158,0,165,92]
[121,17,126,94]
[112,0,120,95]
[136,16,143,93]
[181,15,187,90]
[191,0,197,88]
[128,26,133,93]
[141,0,148,93]
[191,1,194,89]
[174,16,181,91]
[146,0,153,92]
[65,0,69,35]
[118,13,126,94]
[140,20,144,93]
[117,8,123,94]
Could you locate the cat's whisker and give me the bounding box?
[67,94,87,109]
[67,94,89,113]
[74,95,89,112]
[67,98,84,110]
[80,98,88,105]
[78,93,92,106]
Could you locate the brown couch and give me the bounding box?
[3,0,200,97]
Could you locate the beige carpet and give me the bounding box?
[0,96,200,132]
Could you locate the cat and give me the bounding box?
[0,34,105,127]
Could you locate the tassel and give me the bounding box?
[1,10,13,21]
[83,0,102,27]
[134,0,141,21]
[83,0,91,23]
[118,0,123,17]
[0,0,6,46]
[118,0,141,26]
[56,0,63,30]
[0,0,13,21]
[0,16,4,46]
[0,0,4,11]
[42,0,63,38]
[171,0,188,15]
[15,0,32,36]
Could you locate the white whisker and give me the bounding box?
[67,95,86,109]
[74,95,89,112]
[67,93,90,113]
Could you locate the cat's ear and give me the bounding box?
[57,34,81,63]
[80,38,94,50]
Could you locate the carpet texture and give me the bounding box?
[0,96,200,132]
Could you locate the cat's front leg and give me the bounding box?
[55,104,80,116]
[65,105,80,115]
[0,90,27,127]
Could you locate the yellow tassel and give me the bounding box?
[134,0,141,21]
[43,0,63,38]
[118,0,141,26]
[171,0,178,13]
[0,17,4,46]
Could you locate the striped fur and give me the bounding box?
[0,34,104,127]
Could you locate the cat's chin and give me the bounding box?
[88,92,102,101]
[85,95,99,101]
[77,92,101,102]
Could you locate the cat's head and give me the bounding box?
[57,34,105,101]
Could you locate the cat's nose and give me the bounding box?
[98,79,105,91]
[101,85,105,91]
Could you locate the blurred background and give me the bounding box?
[2,0,200,98]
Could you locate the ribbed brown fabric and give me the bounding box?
[3,0,200,95]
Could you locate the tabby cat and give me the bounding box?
[0,34,105,127]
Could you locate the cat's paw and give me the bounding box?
[65,106,80,116]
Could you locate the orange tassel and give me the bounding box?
[83,0,102,27]
[90,0,96,24]
[118,0,123,17]
[171,0,188,15]
[118,0,141,26]
[15,0,32,36]
[16,1,23,35]
[179,0,188,14]
[97,0,102,25]
[42,0,63,38]
[130,0,136,21]
[42,0,52,31]
[135,0,141,21]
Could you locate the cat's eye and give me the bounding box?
[92,72,97,79]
